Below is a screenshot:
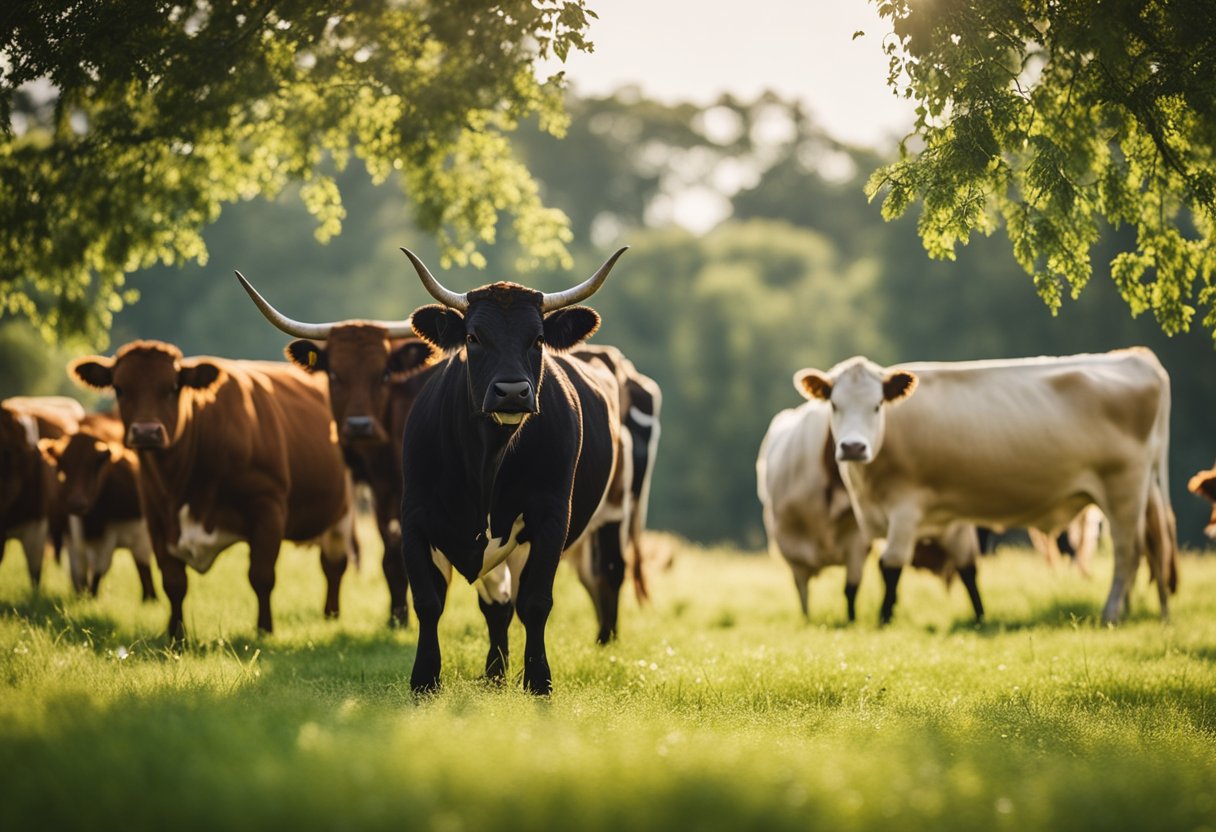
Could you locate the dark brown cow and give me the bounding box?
[228,277,440,628]
[40,411,157,600]
[69,341,357,639]
[0,396,83,587]
[1189,465,1216,538]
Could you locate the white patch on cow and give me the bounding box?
[429,546,453,583]
[475,542,533,604]
[627,406,656,427]
[168,504,240,573]
[491,412,527,426]
[16,413,38,447]
[479,513,525,579]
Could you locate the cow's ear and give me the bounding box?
[543,307,600,351]
[1189,469,1216,501]
[69,356,114,390]
[179,361,224,391]
[410,305,466,352]
[794,369,832,401]
[387,340,436,375]
[286,340,327,373]
[37,436,65,465]
[882,370,917,403]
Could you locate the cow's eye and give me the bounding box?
[873,404,881,413]
[466,333,479,346]
[533,335,544,349]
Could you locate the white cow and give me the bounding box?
[794,348,1176,625]
[757,401,984,622]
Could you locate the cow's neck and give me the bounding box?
[136,405,204,506]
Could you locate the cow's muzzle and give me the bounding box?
[341,416,383,442]
[126,422,169,450]
[484,380,536,425]
[837,441,870,463]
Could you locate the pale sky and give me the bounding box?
[538,0,917,149]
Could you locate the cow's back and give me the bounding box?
[870,349,1169,530]
[234,361,349,541]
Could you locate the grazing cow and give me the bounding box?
[1189,465,1216,538]
[398,246,628,694]
[794,348,1177,626]
[756,401,983,622]
[39,411,157,600]
[69,341,358,639]
[231,274,440,627]
[566,343,663,643]
[0,396,83,586]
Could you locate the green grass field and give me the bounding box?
[2,527,1214,831]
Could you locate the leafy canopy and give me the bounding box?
[866,0,1216,340]
[0,0,596,343]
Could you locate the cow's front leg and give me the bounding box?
[877,508,918,626]
[515,517,565,695]
[156,548,188,642]
[247,506,286,634]
[402,523,448,693]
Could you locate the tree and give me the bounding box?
[0,0,596,343]
[866,0,1216,341]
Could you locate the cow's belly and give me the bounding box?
[429,513,530,599]
[168,504,241,573]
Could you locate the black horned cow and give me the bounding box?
[398,246,628,694]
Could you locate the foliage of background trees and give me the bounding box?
[4,90,1211,547]
[1,0,594,343]
[869,0,1216,340]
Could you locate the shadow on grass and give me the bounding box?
[945,598,1169,637]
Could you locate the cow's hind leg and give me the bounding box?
[787,560,812,620]
[1101,497,1145,625]
[591,521,626,644]
[959,564,984,622]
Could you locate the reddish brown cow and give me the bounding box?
[1189,465,1216,538]
[69,341,357,639]
[40,411,157,600]
[231,275,440,627]
[0,396,83,586]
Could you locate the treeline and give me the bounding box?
[4,91,1214,546]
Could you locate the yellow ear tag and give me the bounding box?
[308,351,317,368]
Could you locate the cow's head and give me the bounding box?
[69,341,224,450]
[794,356,917,464]
[233,275,433,444]
[39,432,123,515]
[287,330,435,444]
[403,246,627,428]
[1188,467,1216,539]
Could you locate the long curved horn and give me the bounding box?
[400,248,469,312]
[234,271,413,338]
[540,246,629,312]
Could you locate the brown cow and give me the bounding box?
[230,275,439,627]
[0,396,83,587]
[69,341,357,639]
[40,411,157,600]
[1189,465,1216,538]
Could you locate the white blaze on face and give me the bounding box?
[168,504,240,573]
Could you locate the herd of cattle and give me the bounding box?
[1,248,1215,693]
